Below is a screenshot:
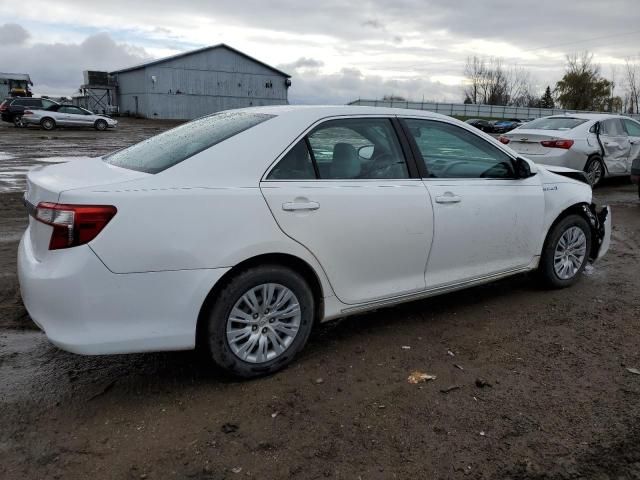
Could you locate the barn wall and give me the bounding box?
[115,47,289,119]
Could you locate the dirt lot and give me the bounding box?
[1,119,639,479]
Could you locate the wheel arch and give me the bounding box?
[195,252,325,347]
[543,202,602,260]
[40,116,56,128]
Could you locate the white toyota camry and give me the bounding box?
[18,106,611,377]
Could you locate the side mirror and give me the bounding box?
[358,145,374,160]
[515,157,537,178]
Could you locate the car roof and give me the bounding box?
[232,105,452,123]
[544,113,628,121]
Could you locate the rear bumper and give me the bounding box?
[18,230,229,355]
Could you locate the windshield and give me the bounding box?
[103,111,275,173]
[523,117,587,131]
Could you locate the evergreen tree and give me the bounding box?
[540,86,555,108]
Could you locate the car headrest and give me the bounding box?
[331,143,360,179]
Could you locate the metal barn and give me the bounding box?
[110,44,290,119]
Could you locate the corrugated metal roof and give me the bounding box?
[0,72,31,82]
[111,44,290,78]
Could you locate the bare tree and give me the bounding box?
[624,57,640,114]
[463,56,486,104]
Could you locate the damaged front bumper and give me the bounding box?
[582,203,611,261]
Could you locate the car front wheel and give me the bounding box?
[539,214,592,288]
[94,119,108,131]
[13,115,25,128]
[203,265,315,378]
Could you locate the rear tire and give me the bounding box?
[13,115,24,128]
[539,214,592,288]
[584,156,604,187]
[203,265,315,378]
[94,119,108,131]
[40,118,56,131]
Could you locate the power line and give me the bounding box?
[524,29,640,53]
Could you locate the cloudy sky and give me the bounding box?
[0,0,638,103]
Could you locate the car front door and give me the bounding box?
[600,118,630,174]
[400,118,545,288]
[63,106,91,127]
[623,118,640,172]
[260,117,434,305]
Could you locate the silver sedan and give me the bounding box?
[22,104,118,131]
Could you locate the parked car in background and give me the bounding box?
[0,97,59,127]
[499,114,640,186]
[465,118,495,133]
[18,106,611,378]
[492,119,523,133]
[22,104,118,131]
[631,155,640,198]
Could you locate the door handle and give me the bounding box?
[282,201,320,211]
[435,193,461,204]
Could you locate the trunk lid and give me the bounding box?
[504,129,573,156]
[24,157,149,260]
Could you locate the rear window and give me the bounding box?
[103,111,275,173]
[523,117,587,131]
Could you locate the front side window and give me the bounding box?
[306,118,408,179]
[623,119,640,137]
[104,111,274,173]
[404,119,515,179]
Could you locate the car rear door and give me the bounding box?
[400,117,545,288]
[600,118,630,174]
[623,118,640,172]
[260,116,434,305]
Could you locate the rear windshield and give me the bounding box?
[523,117,587,131]
[103,111,275,173]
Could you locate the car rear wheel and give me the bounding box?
[94,119,108,131]
[539,214,591,288]
[584,156,604,187]
[203,265,315,378]
[13,115,25,128]
[40,118,56,131]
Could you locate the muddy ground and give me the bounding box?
[1,119,639,479]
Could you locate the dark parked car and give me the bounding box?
[0,97,59,127]
[464,118,495,133]
[632,155,640,198]
[492,119,524,133]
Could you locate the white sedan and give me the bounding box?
[499,114,640,186]
[22,104,118,131]
[18,106,611,377]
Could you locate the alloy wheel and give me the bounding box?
[553,226,587,280]
[586,159,603,186]
[226,283,301,364]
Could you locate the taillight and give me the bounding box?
[540,139,574,149]
[498,136,510,144]
[23,110,34,115]
[0,102,7,111]
[34,202,117,250]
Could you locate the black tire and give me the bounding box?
[13,114,24,128]
[584,156,604,187]
[94,119,108,131]
[203,265,315,378]
[40,117,56,131]
[539,214,592,289]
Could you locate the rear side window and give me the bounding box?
[524,117,587,130]
[601,119,626,136]
[104,112,274,173]
[267,141,316,180]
